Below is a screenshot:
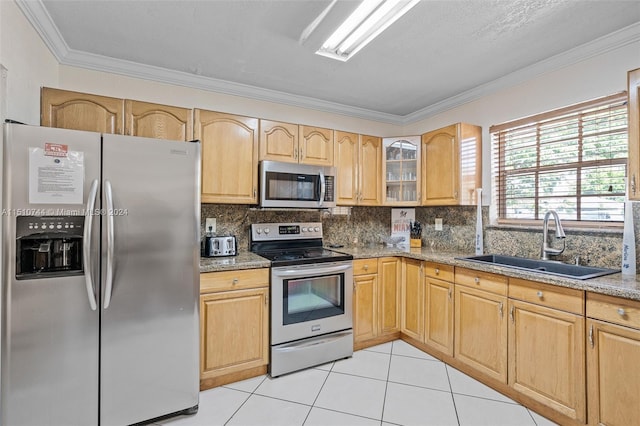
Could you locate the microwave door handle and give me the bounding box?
[319,170,326,207]
[83,179,99,311]
[275,264,351,277]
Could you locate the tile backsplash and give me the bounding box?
[201,204,634,270]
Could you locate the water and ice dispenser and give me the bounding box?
[16,216,84,279]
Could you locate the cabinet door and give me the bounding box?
[587,319,640,426]
[259,120,298,163]
[200,288,269,380]
[382,136,420,205]
[509,300,585,422]
[195,110,259,204]
[359,135,382,206]
[424,277,454,356]
[454,285,508,383]
[422,124,459,205]
[378,257,401,336]
[124,100,193,141]
[334,131,359,206]
[41,87,123,134]
[401,259,423,341]
[300,126,334,166]
[628,68,640,201]
[354,273,378,343]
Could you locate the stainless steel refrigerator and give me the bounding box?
[1,123,201,425]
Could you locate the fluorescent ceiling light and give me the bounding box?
[317,0,420,62]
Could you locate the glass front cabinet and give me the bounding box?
[382,136,421,205]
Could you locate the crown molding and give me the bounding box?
[401,21,640,124]
[15,0,640,126]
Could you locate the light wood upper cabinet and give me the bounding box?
[454,268,508,383]
[259,120,299,163]
[628,68,640,200]
[41,87,123,134]
[335,131,360,205]
[507,280,586,423]
[124,100,193,141]
[195,110,259,204]
[586,293,640,426]
[299,126,334,166]
[421,123,481,206]
[334,132,381,206]
[359,135,383,206]
[382,136,421,205]
[259,121,334,165]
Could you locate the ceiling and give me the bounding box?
[17,0,640,124]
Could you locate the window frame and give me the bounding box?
[490,92,628,228]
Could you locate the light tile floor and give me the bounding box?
[159,340,558,426]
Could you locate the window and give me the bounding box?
[491,93,628,224]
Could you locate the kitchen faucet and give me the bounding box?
[540,210,566,260]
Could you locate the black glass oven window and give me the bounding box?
[266,172,319,201]
[283,273,344,325]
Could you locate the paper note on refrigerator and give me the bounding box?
[29,146,84,204]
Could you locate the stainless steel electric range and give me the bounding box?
[251,222,354,377]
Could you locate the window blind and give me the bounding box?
[490,93,628,223]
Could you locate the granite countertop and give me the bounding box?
[334,245,640,302]
[200,251,270,273]
[199,246,640,302]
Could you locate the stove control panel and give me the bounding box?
[251,222,323,241]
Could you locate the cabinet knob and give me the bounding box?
[232,278,239,285]
[435,268,440,275]
[364,265,369,270]
[474,277,480,284]
[536,291,543,298]
[617,307,626,317]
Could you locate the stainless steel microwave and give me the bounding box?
[259,160,336,208]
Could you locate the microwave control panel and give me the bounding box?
[324,176,334,202]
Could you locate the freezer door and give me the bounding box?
[1,124,101,426]
[100,134,200,425]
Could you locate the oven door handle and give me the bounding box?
[274,264,351,277]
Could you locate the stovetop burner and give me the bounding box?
[250,222,353,267]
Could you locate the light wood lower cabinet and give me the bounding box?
[353,257,401,348]
[508,278,586,422]
[401,258,423,341]
[586,293,640,426]
[200,269,269,390]
[423,263,454,356]
[454,268,508,383]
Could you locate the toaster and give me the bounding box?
[204,235,237,257]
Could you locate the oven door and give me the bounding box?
[271,261,353,345]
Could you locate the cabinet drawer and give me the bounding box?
[424,262,454,282]
[201,268,269,294]
[455,267,508,296]
[353,259,378,275]
[509,278,584,315]
[587,292,640,330]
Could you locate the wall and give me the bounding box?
[0,0,59,124]
[57,66,402,137]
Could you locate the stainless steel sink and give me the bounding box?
[459,254,619,280]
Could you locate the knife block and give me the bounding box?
[410,238,422,248]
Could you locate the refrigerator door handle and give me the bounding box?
[83,179,99,311]
[104,180,115,309]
